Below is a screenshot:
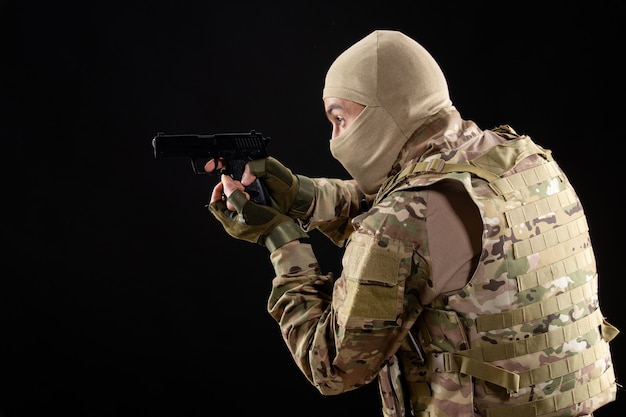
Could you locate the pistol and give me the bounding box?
[152,130,271,205]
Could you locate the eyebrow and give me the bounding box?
[325,103,343,115]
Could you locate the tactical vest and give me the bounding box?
[376,127,619,417]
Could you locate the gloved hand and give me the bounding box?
[246,157,315,218]
[208,175,309,252]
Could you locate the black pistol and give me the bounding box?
[152,130,271,205]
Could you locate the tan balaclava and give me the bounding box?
[323,30,452,194]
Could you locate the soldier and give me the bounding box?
[208,30,619,416]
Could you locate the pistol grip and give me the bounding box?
[245,179,271,206]
[229,159,270,206]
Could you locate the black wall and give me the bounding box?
[3,1,623,416]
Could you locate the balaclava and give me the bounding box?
[323,30,452,194]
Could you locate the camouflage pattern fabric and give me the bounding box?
[266,108,619,416]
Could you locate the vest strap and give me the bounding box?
[457,354,520,393]
[375,158,501,203]
[376,136,554,204]
[431,338,611,395]
[430,352,521,393]
[408,159,501,182]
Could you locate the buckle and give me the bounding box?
[425,159,445,172]
[430,352,455,373]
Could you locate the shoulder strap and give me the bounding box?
[376,135,552,204]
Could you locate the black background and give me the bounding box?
[2,1,624,416]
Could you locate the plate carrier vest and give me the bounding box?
[376,126,619,417]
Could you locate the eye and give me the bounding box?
[336,116,345,124]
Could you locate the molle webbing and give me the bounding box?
[426,308,606,393]
[438,333,611,392]
[513,338,611,388]
[504,187,577,227]
[484,369,616,417]
[475,276,598,332]
[516,247,594,291]
[489,160,561,197]
[512,216,589,259]
[462,308,604,363]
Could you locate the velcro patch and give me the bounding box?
[347,244,400,286]
[339,240,402,323]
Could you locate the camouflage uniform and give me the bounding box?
[267,108,619,416]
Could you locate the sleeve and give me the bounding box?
[267,202,423,395]
[302,178,374,247]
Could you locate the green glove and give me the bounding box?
[208,189,309,252]
[247,157,315,218]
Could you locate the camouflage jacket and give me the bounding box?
[266,108,619,416]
